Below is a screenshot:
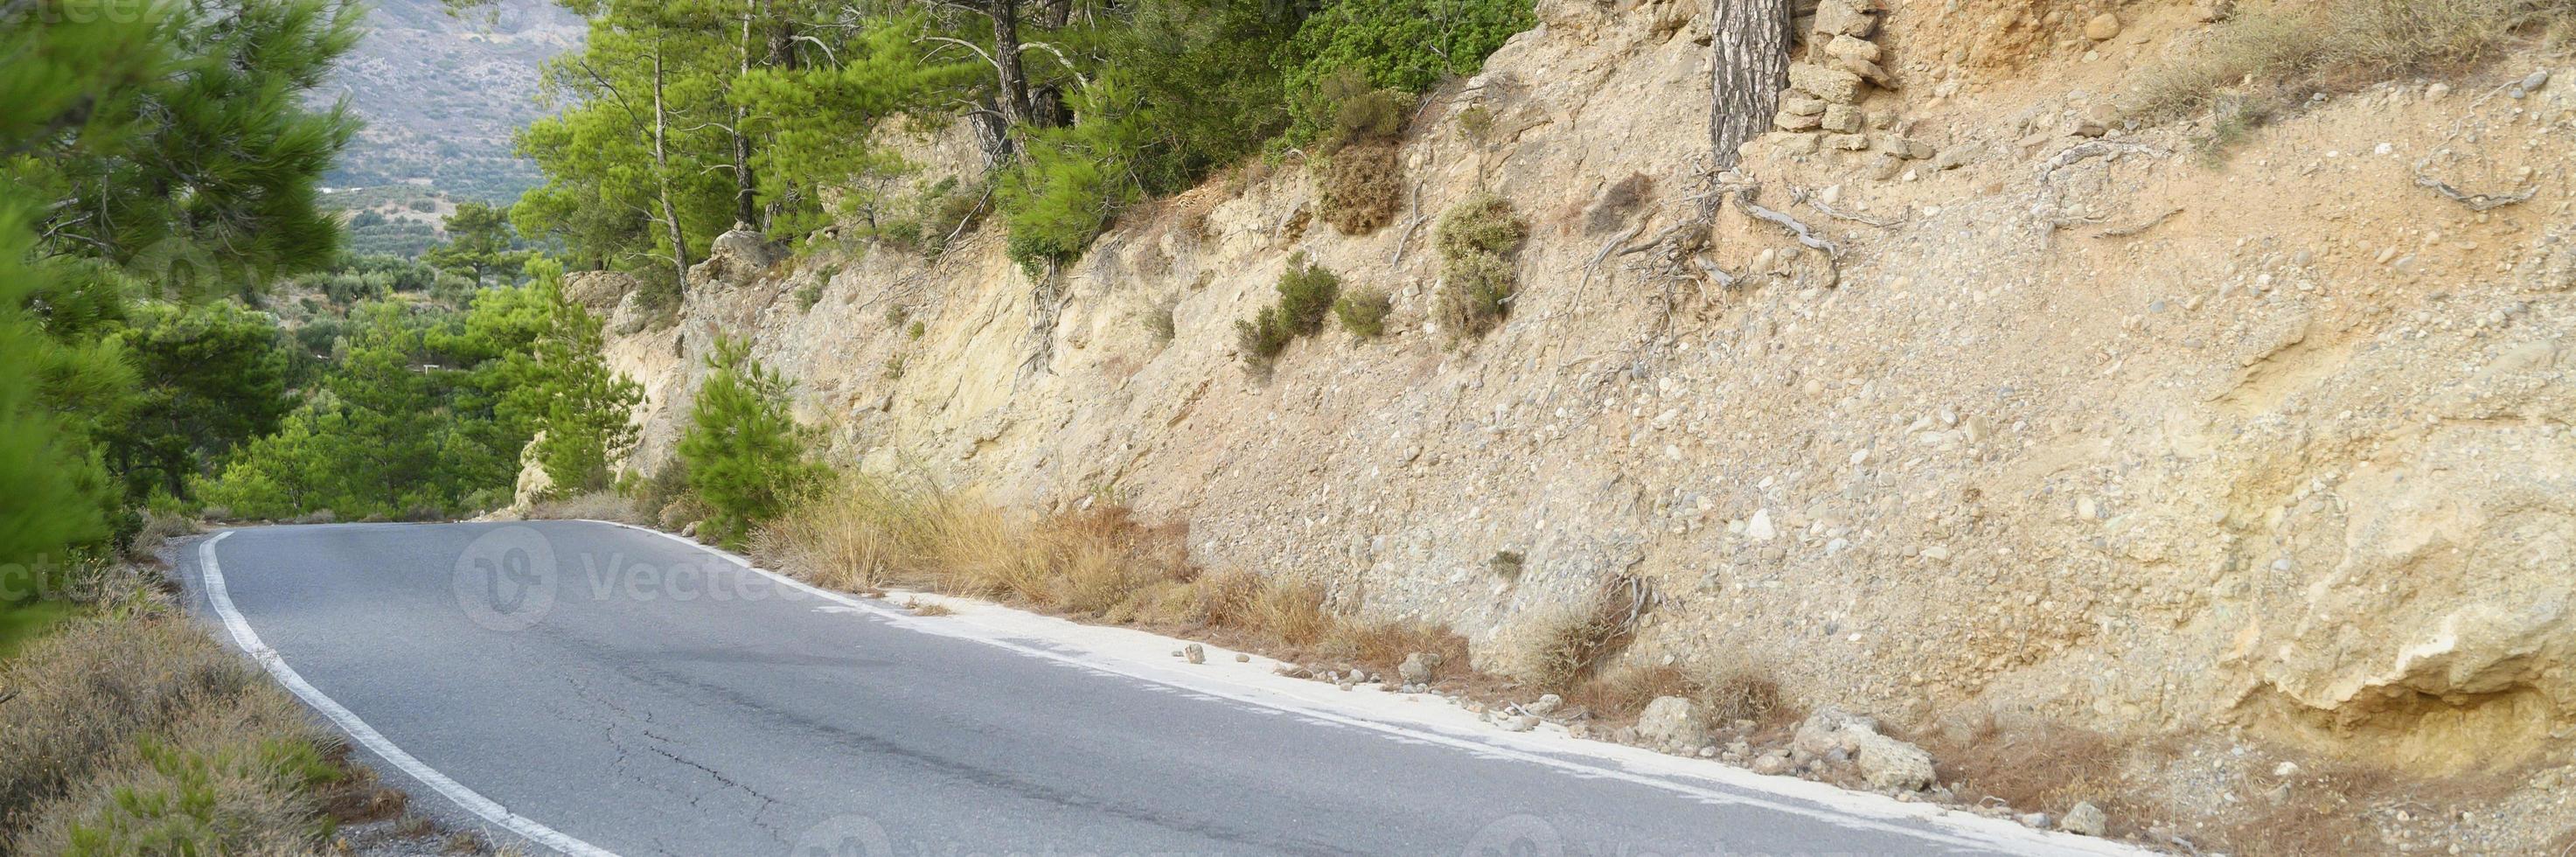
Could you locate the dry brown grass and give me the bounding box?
[521,490,652,526]
[1563,660,1793,727]
[2132,0,2575,147]
[1928,716,2131,817]
[0,598,352,854]
[753,479,1492,689]
[1520,576,1650,693]
[0,613,264,823]
[901,597,954,617]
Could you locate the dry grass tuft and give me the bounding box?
[1695,666,1788,727]
[2131,0,2575,155]
[522,490,651,526]
[0,614,263,823]
[1521,576,1650,693]
[1568,665,1694,721]
[1,603,351,854]
[902,598,955,617]
[752,480,1495,690]
[1562,660,1793,726]
[1930,716,2130,816]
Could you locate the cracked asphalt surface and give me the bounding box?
[186,520,2071,856]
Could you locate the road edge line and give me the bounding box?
[196,531,620,857]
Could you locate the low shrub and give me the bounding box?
[1435,192,1528,338]
[674,338,830,548]
[1311,70,1410,155]
[1234,255,1341,376]
[1317,142,1403,235]
[1333,287,1391,338]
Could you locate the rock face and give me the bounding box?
[561,269,637,313]
[597,1,2576,840]
[690,223,783,287]
[1635,696,1704,751]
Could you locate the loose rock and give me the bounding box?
[2062,801,2108,837]
[1636,696,1706,751]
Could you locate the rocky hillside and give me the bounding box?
[579,0,2576,851]
[321,0,581,200]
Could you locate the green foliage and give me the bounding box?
[676,338,825,548]
[0,0,359,571]
[421,201,528,287]
[1310,70,1410,155]
[197,272,641,519]
[1333,288,1393,338]
[1435,192,1528,339]
[1281,0,1535,143]
[1274,255,1341,337]
[101,303,296,504]
[1233,254,1340,376]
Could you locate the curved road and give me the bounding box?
[184,521,2120,856]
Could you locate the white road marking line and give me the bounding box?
[582,519,2134,856]
[197,531,619,857]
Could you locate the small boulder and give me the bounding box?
[1812,0,1877,38]
[1184,643,1206,665]
[1822,33,1880,63]
[2083,13,2121,41]
[1851,731,1937,791]
[1751,751,1793,775]
[1821,104,1864,134]
[1636,696,1706,751]
[1398,651,1443,685]
[1524,693,1563,717]
[2061,801,2108,837]
[1788,63,1865,105]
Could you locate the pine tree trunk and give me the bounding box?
[731,10,758,228]
[651,41,691,288]
[988,0,1030,128]
[1710,0,1793,168]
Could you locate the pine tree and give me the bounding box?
[675,338,824,547]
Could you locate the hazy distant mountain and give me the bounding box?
[321,0,583,202]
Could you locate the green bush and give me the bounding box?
[1233,254,1341,377]
[674,338,828,548]
[1312,70,1411,155]
[1435,192,1528,338]
[1274,255,1341,337]
[1234,307,1293,378]
[1333,288,1392,338]
[1282,0,1535,143]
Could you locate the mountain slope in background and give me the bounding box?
[322,0,581,202]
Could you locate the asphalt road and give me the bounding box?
[184,520,2110,856]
